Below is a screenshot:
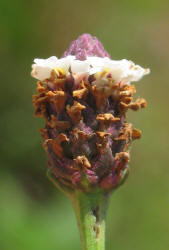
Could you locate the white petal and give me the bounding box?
[70,60,90,74]
[34,56,58,68]
[57,56,75,71]
[31,65,52,81]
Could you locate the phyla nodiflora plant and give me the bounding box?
[31,34,150,193]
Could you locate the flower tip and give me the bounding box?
[62,33,111,60]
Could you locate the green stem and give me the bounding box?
[71,190,110,250]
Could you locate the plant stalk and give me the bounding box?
[71,190,110,250]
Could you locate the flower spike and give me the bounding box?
[32,33,150,192]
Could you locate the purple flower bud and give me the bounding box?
[32,34,150,192]
[62,33,111,60]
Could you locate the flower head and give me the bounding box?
[32,34,150,192]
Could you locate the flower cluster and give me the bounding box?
[32,34,150,192]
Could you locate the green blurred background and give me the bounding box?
[1,0,169,249]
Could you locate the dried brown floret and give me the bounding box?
[32,83,49,118]
[73,155,91,169]
[139,98,147,108]
[111,84,135,102]
[49,69,66,90]
[90,84,107,109]
[97,113,120,122]
[47,133,69,158]
[97,113,120,129]
[119,101,129,112]
[115,151,130,162]
[47,90,67,112]
[32,94,48,118]
[122,84,136,94]
[66,101,86,124]
[96,131,111,138]
[36,81,47,93]
[119,97,147,112]
[122,96,133,104]
[73,88,88,99]
[129,98,146,110]
[115,152,130,172]
[73,81,88,100]
[96,131,111,153]
[72,128,90,141]
[114,123,133,150]
[113,134,128,141]
[132,128,142,139]
[47,114,71,130]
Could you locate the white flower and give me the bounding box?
[31,55,150,84]
[31,56,76,81]
[103,59,150,84]
[31,56,58,81]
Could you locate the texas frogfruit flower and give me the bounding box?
[31,34,150,193]
[31,34,150,250]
